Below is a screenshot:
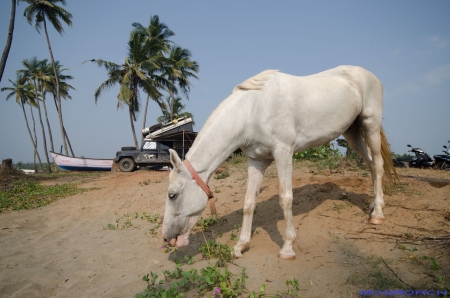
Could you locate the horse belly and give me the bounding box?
[295,84,362,150]
[266,76,362,151]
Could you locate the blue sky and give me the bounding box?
[1,0,449,163]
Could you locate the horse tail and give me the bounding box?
[379,127,399,184]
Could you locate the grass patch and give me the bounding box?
[199,239,233,265]
[294,155,365,175]
[215,169,230,180]
[228,153,246,165]
[137,240,300,298]
[0,179,94,212]
[348,256,450,295]
[35,171,103,180]
[195,214,224,232]
[104,212,162,234]
[348,257,406,290]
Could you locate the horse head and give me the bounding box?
[162,149,209,247]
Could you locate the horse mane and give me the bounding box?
[232,70,278,93]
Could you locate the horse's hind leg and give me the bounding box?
[234,157,272,258]
[343,122,373,175]
[344,118,384,224]
[273,148,296,260]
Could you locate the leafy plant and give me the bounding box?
[184,255,195,265]
[199,240,233,264]
[104,212,161,231]
[273,278,300,298]
[196,214,220,231]
[0,179,92,212]
[228,152,246,165]
[215,169,230,180]
[293,143,340,161]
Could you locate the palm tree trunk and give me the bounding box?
[33,79,51,172]
[52,95,75,156]
[141,95,150,146]
[34,151,37,172]
[40,87,54,152]
[0,0,15,83]
[22,102,42,168]
[43,17,68,155]
[169,90,175,121]
[129,106,139,149]
[64,126,75,156]
[29,102,43,170]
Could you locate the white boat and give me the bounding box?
[50,152,113,171]
[20,169,35,174]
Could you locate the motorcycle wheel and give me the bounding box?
[419,162,432,169]
[433,161,444,170]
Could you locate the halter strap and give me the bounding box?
[182,159,217,215]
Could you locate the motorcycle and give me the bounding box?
[392,158,407,168]
[433,145,450,170]
[407,144,434,168]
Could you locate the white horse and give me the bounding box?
[162,65,396,260]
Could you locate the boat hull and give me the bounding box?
[50,152,113,171]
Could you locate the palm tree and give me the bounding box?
[164,45,199,121]
[1,75,43,169]
[132,15,175,143]
[0,0,16,82]
[35,58,55,152]
[49,61,76,156]
[85,30,173,149]
[21,0,73,155]
[17,57,52,172]
[156,96,194,125]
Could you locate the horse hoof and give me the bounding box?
[278,254,295,261]
[370,216,384,225]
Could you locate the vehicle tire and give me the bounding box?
[119,158,135,172]
[433,161,444,170]
[392,158,406,168]
[121,146,137,151]
[419,161,432,169]
[445,162,450,171]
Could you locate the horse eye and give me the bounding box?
[168,193,177,200]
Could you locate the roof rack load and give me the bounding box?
[142,117,194,139]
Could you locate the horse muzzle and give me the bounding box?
[164,234,190,247]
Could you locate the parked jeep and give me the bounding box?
[115,131,197,172]
[116,117,197,172]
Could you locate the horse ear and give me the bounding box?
[169,149,183,172]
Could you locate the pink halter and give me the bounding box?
[183,159,217,215]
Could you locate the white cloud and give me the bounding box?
[391,49,402,56]
[428,35,449,49]
[391,63,450,98]
[423,63,450,86]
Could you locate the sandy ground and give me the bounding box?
[0,163,449,297]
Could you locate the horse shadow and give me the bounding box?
[170,181,372,260]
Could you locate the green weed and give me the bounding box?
[347,257,405,290]
[215,169,230,180]
[104,212,161,232]
[196,214,221,231]
[0,179,93,212]
[228,153,246,165]
[199,240,233,264]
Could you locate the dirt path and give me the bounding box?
[0,165,449,297]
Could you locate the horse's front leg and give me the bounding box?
[274,149,296,260]
[233,158,271,258]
